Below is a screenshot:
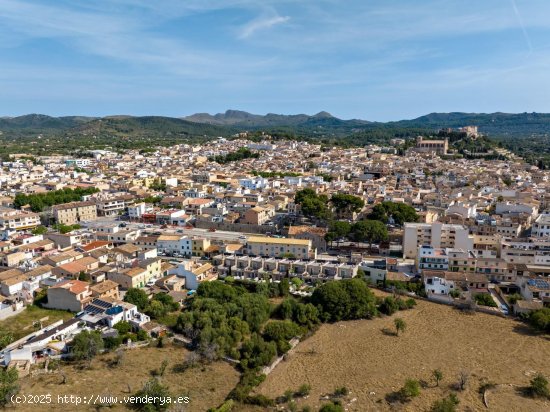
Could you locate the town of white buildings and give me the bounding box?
[1,134,549,370]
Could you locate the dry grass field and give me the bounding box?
[250,295,550,411]
[15,344,240,412]
[0,305,74,342]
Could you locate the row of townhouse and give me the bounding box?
[213,254,357,281]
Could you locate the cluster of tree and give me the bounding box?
[174,281,272,365]
[251,170,302,178]
[473,293,497,307]
[149,179,167,191]
[53,223,82,234]
[208,148,260,164]
[528,308,550,333]
[228,278,290,299]
[325,219,388,245]
[141,195,163,204]
[275,297,320,330]
[331,194,364,216]
[310,278,378,322]
[367,201,419,226]
[311,279,417,323]
[14,187,99,212]
[31,225,48,235]
[294,189,365,222]
[124,289,179,320]
[294,189,331,220]
[379,296,416,316]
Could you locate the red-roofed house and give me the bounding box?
[45,279,92,312]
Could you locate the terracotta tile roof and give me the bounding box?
[52,279,90,295]
[82,241,110,252]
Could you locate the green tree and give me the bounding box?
[130,378,172,411]
[368,201,418,225]
[330,194,364,216]
[394,318,406,336]
[528,308,550,333]
[31,225,48,235]
[72,330,104,365]
[239,334,277,371]
[327,221,351,245]
[0,367,19,407]
[311,278,377,322]
[473,293,497,307]
[147,300,168,319]
[350,220,388,246]
[124,288,149,311]
[507,293,522,305]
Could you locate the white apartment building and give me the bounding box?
[417,246,449,271]
[0,208,40,231]
[239,177,268,190]
[156,235,192,257]
[532,212,550,238]
[500,239,550,266]
[403,222,473,259]
[128,202,153,219]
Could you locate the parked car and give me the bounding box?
[208,228,217,232]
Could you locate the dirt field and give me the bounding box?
[252,296,550,411]
[15,344,240,412]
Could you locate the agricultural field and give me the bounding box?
[249,296,550,411]
[15,344,240,412]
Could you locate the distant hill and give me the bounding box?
[0,114,93,131]
[3,111,550,140]
[2,111,550,162]
[184,109,370,129]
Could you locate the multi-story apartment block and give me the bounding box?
[417,246,449,271]
[403,222,473,259]
[447,249,476,272]
[245,236,314,259]
[0,207,40,231]
[53,201,97,225]
[96,198,126,216]
[500,238,550,266]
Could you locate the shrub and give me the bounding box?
[430,394,459,412]
[319,402,344,412]
[400,379,421,400]
[296,383,312,397]
[527,373,550,399]
[333,386,349,397]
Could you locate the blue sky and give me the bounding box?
[1,0,550,120]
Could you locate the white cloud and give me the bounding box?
[239,15,290,39]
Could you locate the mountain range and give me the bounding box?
[3,110,550,140]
